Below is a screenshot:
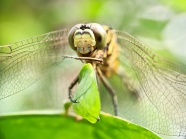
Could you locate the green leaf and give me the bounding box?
[72,63,101,124]
[0,112,162,139]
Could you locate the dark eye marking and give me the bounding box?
[80,24,90,30]
[97,36,102,42]
[75,32,82,35]
[83,32,91,35]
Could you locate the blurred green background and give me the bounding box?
[0,0,186,139]
[1,0,186,59]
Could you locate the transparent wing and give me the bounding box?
[0,29,70,100]
[115,30,186,136]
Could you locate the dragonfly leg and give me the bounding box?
[63,55,103,63]
[97,67,118,116]
[68,75,79,103]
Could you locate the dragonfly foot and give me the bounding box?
[69,97,79,103]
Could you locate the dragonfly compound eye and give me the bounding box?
[68,24,79,51]
[89,23,107,50]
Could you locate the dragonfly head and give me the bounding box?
[68,23,107,55]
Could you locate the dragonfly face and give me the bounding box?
[68,23,107,55]
[1,23,186,136]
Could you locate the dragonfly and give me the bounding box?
[0,23,186,136]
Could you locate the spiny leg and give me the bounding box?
[68,75,79,103]
[97,67,118,116]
